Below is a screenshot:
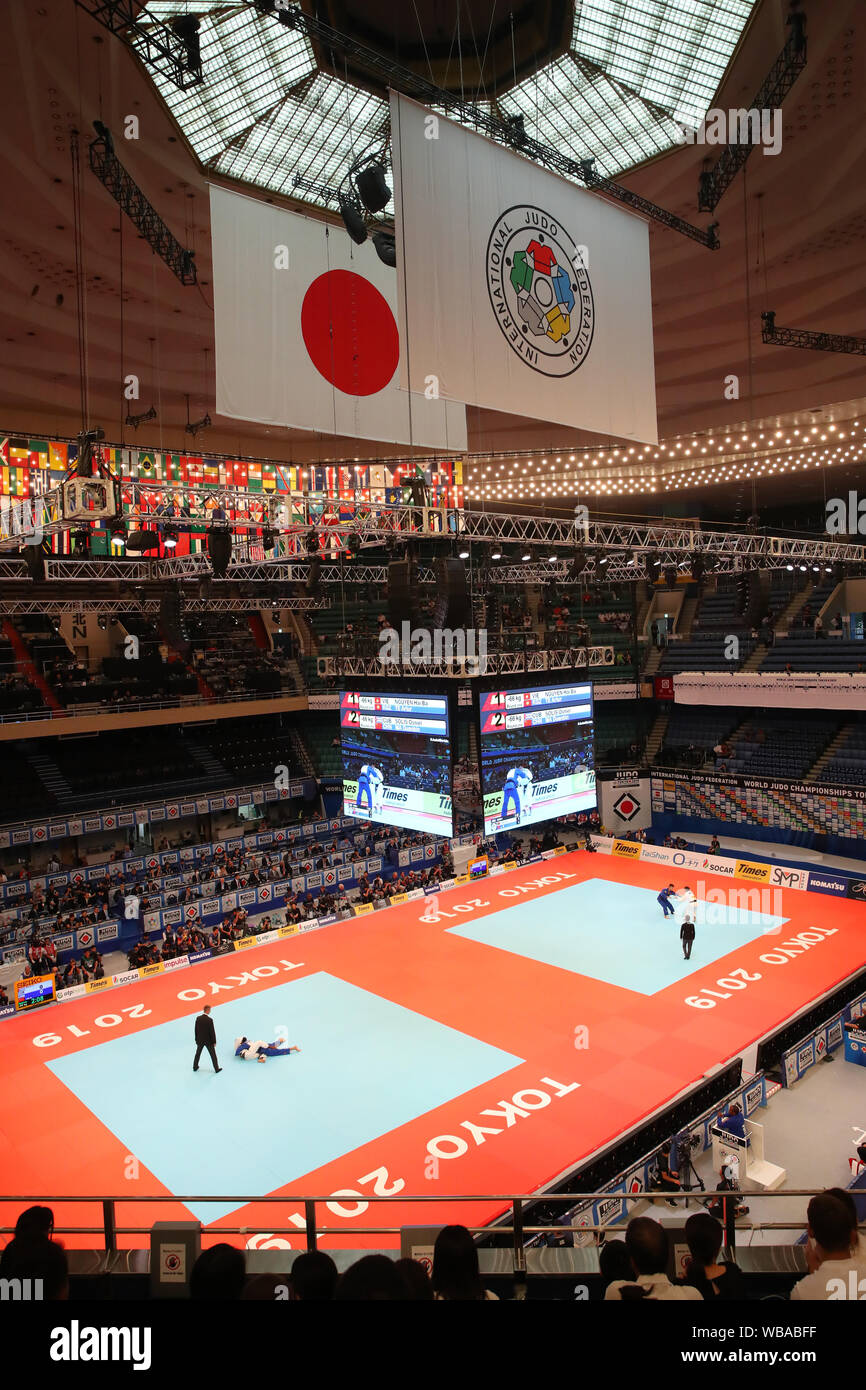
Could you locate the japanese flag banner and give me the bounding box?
[209,184,467,450]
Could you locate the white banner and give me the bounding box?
[674,671,866,710]
[599,777,652,834]
[209,184,467,449]
[390,94,657,443]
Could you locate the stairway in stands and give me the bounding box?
[643,645,663,679]
[289,726,316,776]
[26,748,72,803]
[185,740,229,782]
[776,580,813,632]
[645,712,669,763]
[677,591,699,637]
[1,618,62,712]
[805,723,853,781]
[741,641,767,671]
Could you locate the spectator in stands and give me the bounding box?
[598,1240,633,1290]
[825,1187,866,1262]
[431,1224,498,1301]
[395,1257,434,1300]
[0,1235,68,1300]
[604,1218,702,1301]
[335,1255,408,1301]
[190,1243,246,1300]
[289,1251,338,1301]
[0,984,8,1006]
[80,946,104,980]
[680,1212,744,1300]
[814,614,824,638]
[791,1193,866,1300]
[710,835,721,854]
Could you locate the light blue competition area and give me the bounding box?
[46,972,523,1222]
[446,878,788,995]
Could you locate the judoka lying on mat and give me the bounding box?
[234,1036,301,1063]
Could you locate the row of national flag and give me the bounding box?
[0,437,463,501]
[0,436,464,556]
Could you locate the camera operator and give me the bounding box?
[652,1140,682,1208]
[716,1102,746,1140]
[706,1159,749,1222]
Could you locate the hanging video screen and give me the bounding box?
[341,690,453,836]
[478,682,596,835]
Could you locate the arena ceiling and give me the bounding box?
[0,0,865,515]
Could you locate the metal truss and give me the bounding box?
[697,10,807,213]
[3,500,863,576]
[0,596,328,615]
[89,132,197,284]
[761,311,866,357]
[267,3,718,250]
[320,644,615,679]
[75,1,203,89]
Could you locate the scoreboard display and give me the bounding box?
[340,690,453,836]
[14,974,56,1010]
[478,682,596,835]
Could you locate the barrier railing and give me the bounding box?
[0,685,302,725]
[2,1189,858,1262]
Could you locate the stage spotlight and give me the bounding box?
[162,526,178,550]
[339,197,367,245]
[126,529,160,553]
[355,163,390,213]
[171,14,202,78]
[645,554,660,584]
[491,546,502,561]
[372,230,397,267]
[568,549,585,580]
[207,528,233,579]
[305,560,321,596]
[691,553,705,584]
[598,553,609,566]
[260,527,277,553]
[521,549,532,563]
[458,545,470,560]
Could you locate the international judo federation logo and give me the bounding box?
[613,791,640,822]
[486,206,594,377]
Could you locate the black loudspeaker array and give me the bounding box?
[435,557,471,627]
[159,587,191,660]
[387,559,419,627]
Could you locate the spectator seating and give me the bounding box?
[761,635,866,672]
[726,714,840,779]
[658,630,756,674]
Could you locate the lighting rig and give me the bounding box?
[761,311,866,357]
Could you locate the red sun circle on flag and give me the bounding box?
[301,269,400,396]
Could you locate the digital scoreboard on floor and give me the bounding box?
[478,682,596,835]
[340,690,453,836]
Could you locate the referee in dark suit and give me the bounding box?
[193,1005,221,1073]
[680,915,695,960]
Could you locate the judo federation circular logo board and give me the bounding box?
[486,206,594,377]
